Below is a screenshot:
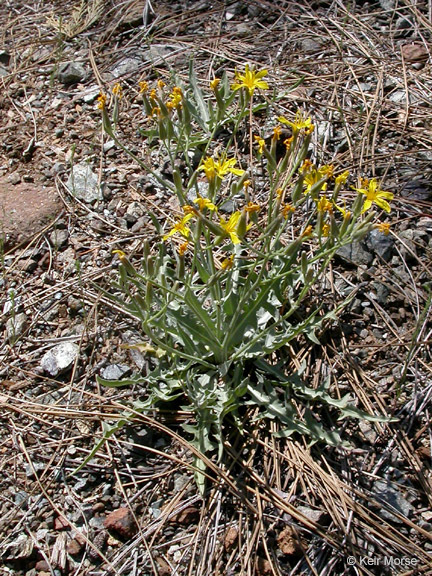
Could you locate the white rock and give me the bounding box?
[40,342,79,376]
[67,163,102,203]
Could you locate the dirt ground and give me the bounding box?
[1,1,432,575]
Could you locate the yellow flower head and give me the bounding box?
[276,188,284,199]
[303,167,328,195]
[97,93,107,110]
[112,83,123,99]
[193,196,217,212]
[231,64,269,96]
[199,155,245,182]
[376,222,391,235]
[157,79,166,91]
[245,201,261,214]
[355,178,394,213]
[178,241,189,256]
[282,203,295,219]
[210,78,220,91]
[284,137,293,150]
[335,170,350,187]
[166,86,183,110]
[219,211,242,244]
[221,254,234,270]
[278,111,314,134]
[319,164,334,179]
[302,225,313,237]
[316,196,333,213]
[163,214,193,241]
[243,179,251,190]
[149,88,157,100]
[112,249,126,261]
[322,223,331,237]
[183,205,196,215]
[138,80,149,93]
[254,135,265,154]
[272,125,282,142]
[300,159,313,173]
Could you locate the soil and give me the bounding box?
[1,1,432,576]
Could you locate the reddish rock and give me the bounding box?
[277,526,302,556]
[103,507,138,541]
[54,515,69,531]
[0,176,63,249]
[35,559,50,571]
[168,505,200,525]
[401,43,429,63]
[67,537,85,557]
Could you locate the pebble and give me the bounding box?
[100,363,131,380]
[103,507,138,540]
[67,163,103,203]
[49,228,69,248]
[40,342,79,376]
[57,61,87,84]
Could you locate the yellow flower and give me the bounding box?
[150,106,161,117]
[319,164,334,179]
[183,205,197,215]
[254,135,265,154]
[300,159,313,173]
[272,125,282,142]
[278,111,314,134]
[335,170,349,187]
[163,214,193,241]
[284,137,293,150]
[97,93,107,110]
[138,80,149,93]
[149,88,157,100]
[157,79,166,90]
[282,203,295,219]
[221,254,234,270]
[166,86,183,110]
[193,196,217,212]
[321,223,331,237]
[355,178,393,213]
[178,241,189,256]
[112,83,123,98]
[231,64,269,96]
[210,78,220,91]
[244,202,260,214]
[303,168,328,195]
[112,249,127,261]
[219,211,242,244]
[276,188,284,199]
[316,196,333,213]
[243,179,251,190]
[199,155,245,181]
[376,222,391,235]
[302,225,313,237]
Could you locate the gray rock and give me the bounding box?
[366,229,394,261]
[100,363,131,380]
[336,240,373,266]
[296,505,329,525]
[40,342,79,376]
[58,61,86,84]
[372,480,414,523]
[0,65,8,77]
[142,44,176,65]
[6,312,28,343]
[49,228,69,248]
[25,461,45,479]
[67,163,102,203]
[111,57,142,78]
